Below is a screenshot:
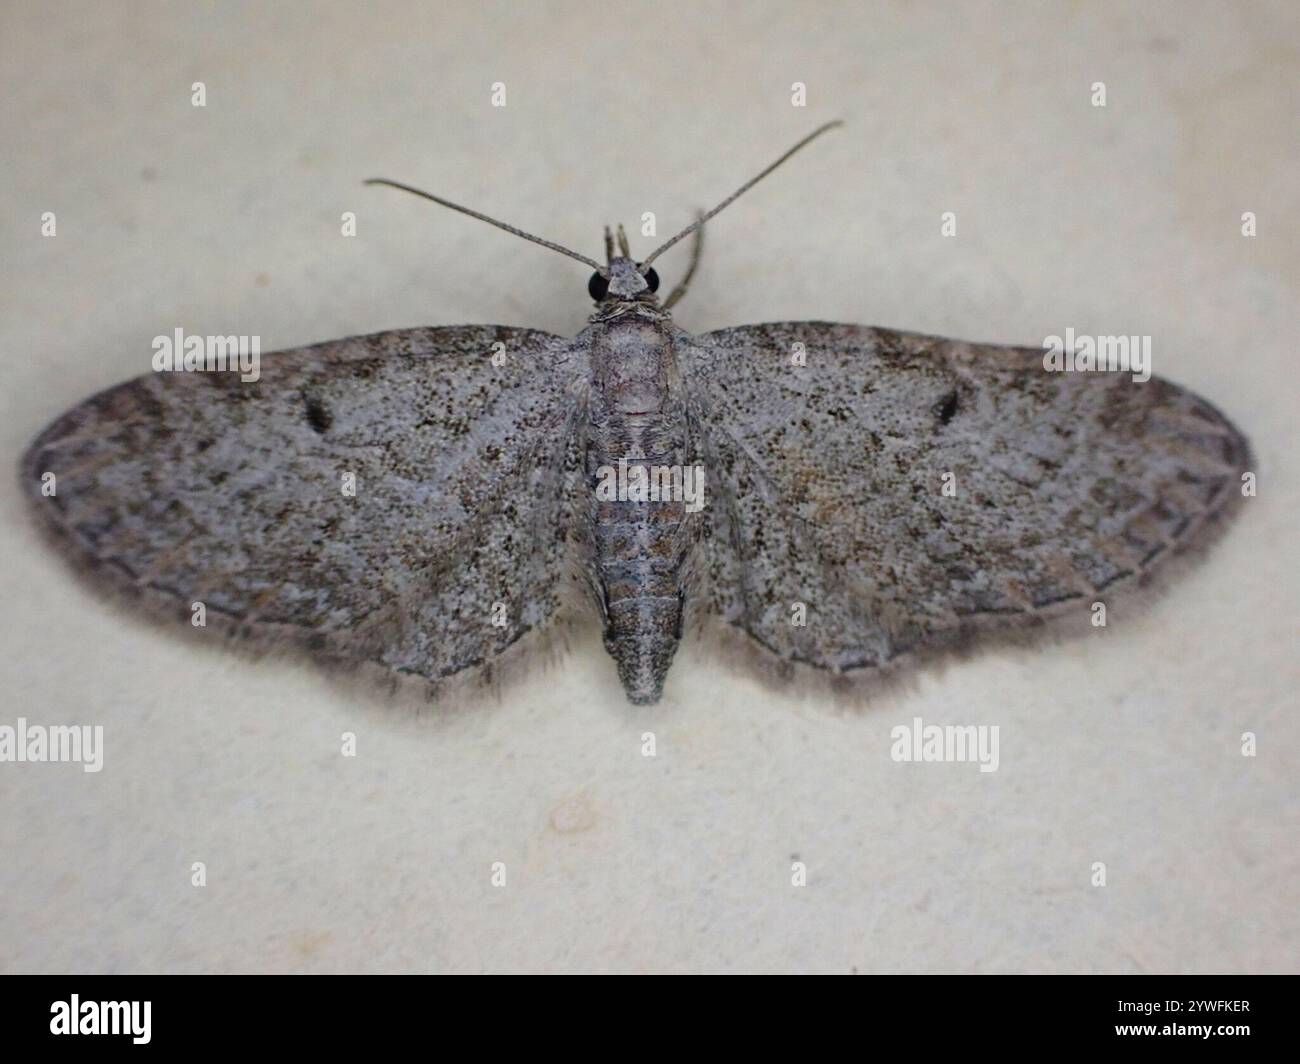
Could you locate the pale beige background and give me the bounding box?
[1,1,1296,973]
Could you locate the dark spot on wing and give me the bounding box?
[304,395,332,434]
[932,389,959,425]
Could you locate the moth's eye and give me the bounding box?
[642,266,660,293]
[588,272,610,301]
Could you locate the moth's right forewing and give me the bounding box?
[22,325,592,687]
[678,322,1251,675]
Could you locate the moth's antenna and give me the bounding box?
[364,178,604,271]
[640,120,844,270]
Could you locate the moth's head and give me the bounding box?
[588,256,660,304]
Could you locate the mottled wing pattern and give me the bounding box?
[678,322,1251,672]
[22,326,590,686]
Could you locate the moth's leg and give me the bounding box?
[661,211,705,311]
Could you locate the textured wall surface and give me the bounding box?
[1,0,1295,972]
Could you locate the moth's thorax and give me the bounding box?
[591,313,677,414]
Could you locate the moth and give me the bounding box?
[21,123,1251,705]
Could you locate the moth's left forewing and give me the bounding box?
[21,325,594,693]
[677,322,1252,678]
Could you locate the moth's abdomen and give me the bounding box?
[587,316,691,704]
[596,483,687,704]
